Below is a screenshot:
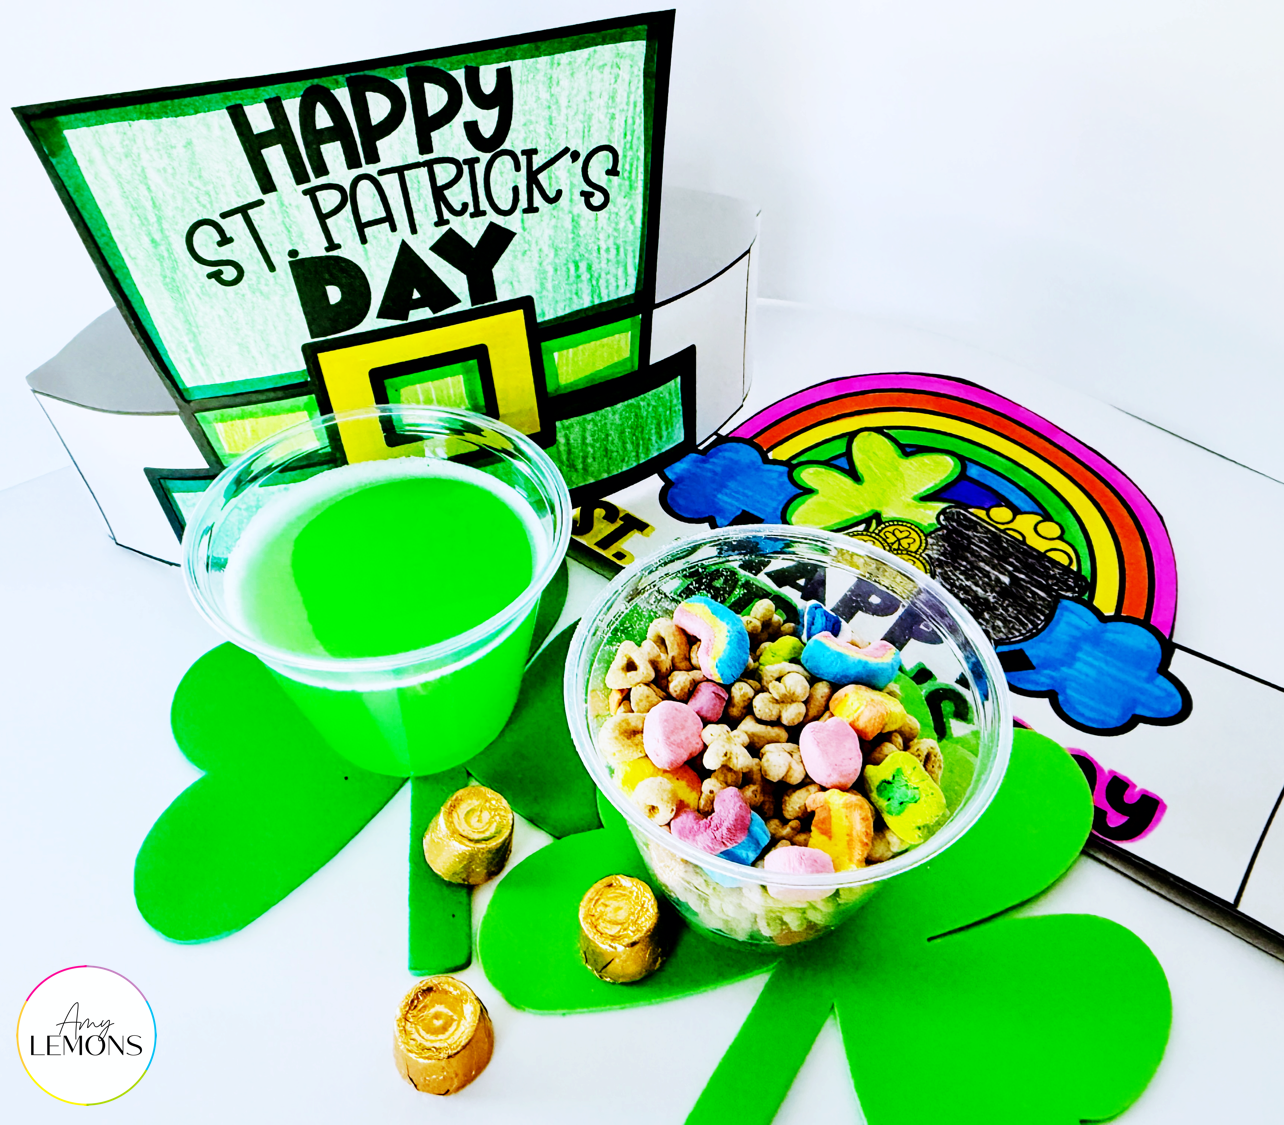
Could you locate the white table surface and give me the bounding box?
[4,302,1284,1123]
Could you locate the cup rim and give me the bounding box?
[564,524,1013,890]
[182,403,572,677]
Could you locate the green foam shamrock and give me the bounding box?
[786,430,960,532]
[134,561,599,970]
[477,728,1171,1124]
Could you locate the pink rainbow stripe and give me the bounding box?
[731,373,1177,634]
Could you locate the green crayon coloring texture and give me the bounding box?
[225,459,540,776]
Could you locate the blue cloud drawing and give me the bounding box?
[660,439,799,527]
[998,599,1190,734]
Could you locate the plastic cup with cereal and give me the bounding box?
[564,526,1012,947]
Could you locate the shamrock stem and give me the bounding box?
[685,960,833,1125]
[409,769,473,974]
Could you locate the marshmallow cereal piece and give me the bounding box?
[688,680,729,723]
[830,684,907,740]
[802,633,902,689]
[808,790,875,871]
[864,750,949,844]
[673,596,751,685]
[763,843,836,901]
[799,716,864,790]
[758,635,804,667]
[802,602,844,642]
[642,700,705,770]
[718,810,770,866]
[616,756,702,813]
[670,786,752,853]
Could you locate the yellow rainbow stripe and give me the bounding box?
[770,410,1124,617]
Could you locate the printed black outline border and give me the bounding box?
[369,344,497,445]
[300,295,556,449]
[998,598,1192,736]
[537,309,643,398]
[656,408,1129,594]
[13,13,673,120]
[14,11,675,474]
[143,466,221,540]
[724,372,1174,629]
[32,393,119,546]
[1172,642,1284,697]
[698,401,1129,591]
[564,343,696,509]
[1178,648,1284,910]
[783,399,1154,621]
[655,435,791,530]
[189,386,328,467]
[1236,782,1284,908]
[634,15,671,381]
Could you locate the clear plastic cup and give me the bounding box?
[184,404,570,777]
[565,526,1012,946]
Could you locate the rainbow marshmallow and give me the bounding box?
[800,632,902,689]
[829,684,909,740]
[808,790,876,872]
[673,596,750,685]
[617,757,703,814]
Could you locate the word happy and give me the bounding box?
[183,65,622,337]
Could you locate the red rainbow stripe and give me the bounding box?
[730,373,1177,634]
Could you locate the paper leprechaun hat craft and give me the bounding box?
[17,12,760,564]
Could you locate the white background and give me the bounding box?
[4,1,1283,490]
[4,2,1284,1122]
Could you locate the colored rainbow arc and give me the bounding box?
[730,373,1177,634]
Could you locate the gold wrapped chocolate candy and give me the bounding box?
[578,874,665,983]
[424,785,513,885]
[394,976,494,1095]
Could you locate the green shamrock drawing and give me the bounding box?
[786,430,960,531]
[134,562,600,970]
[477,727,1171,1124]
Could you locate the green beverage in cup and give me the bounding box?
[184,406,571,776]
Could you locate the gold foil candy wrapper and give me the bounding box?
[394,976,494,1095]
[578,874,665,983]
[424,785,513,885]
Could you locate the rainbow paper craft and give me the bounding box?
[736,373,1176,634]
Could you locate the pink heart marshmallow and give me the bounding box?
[670,786,751,853]
[799,715,864,789]
[642,700,705,770]
[688,681,729,723]
[763,844,836,901]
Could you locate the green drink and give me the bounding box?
[185,406,571,777]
